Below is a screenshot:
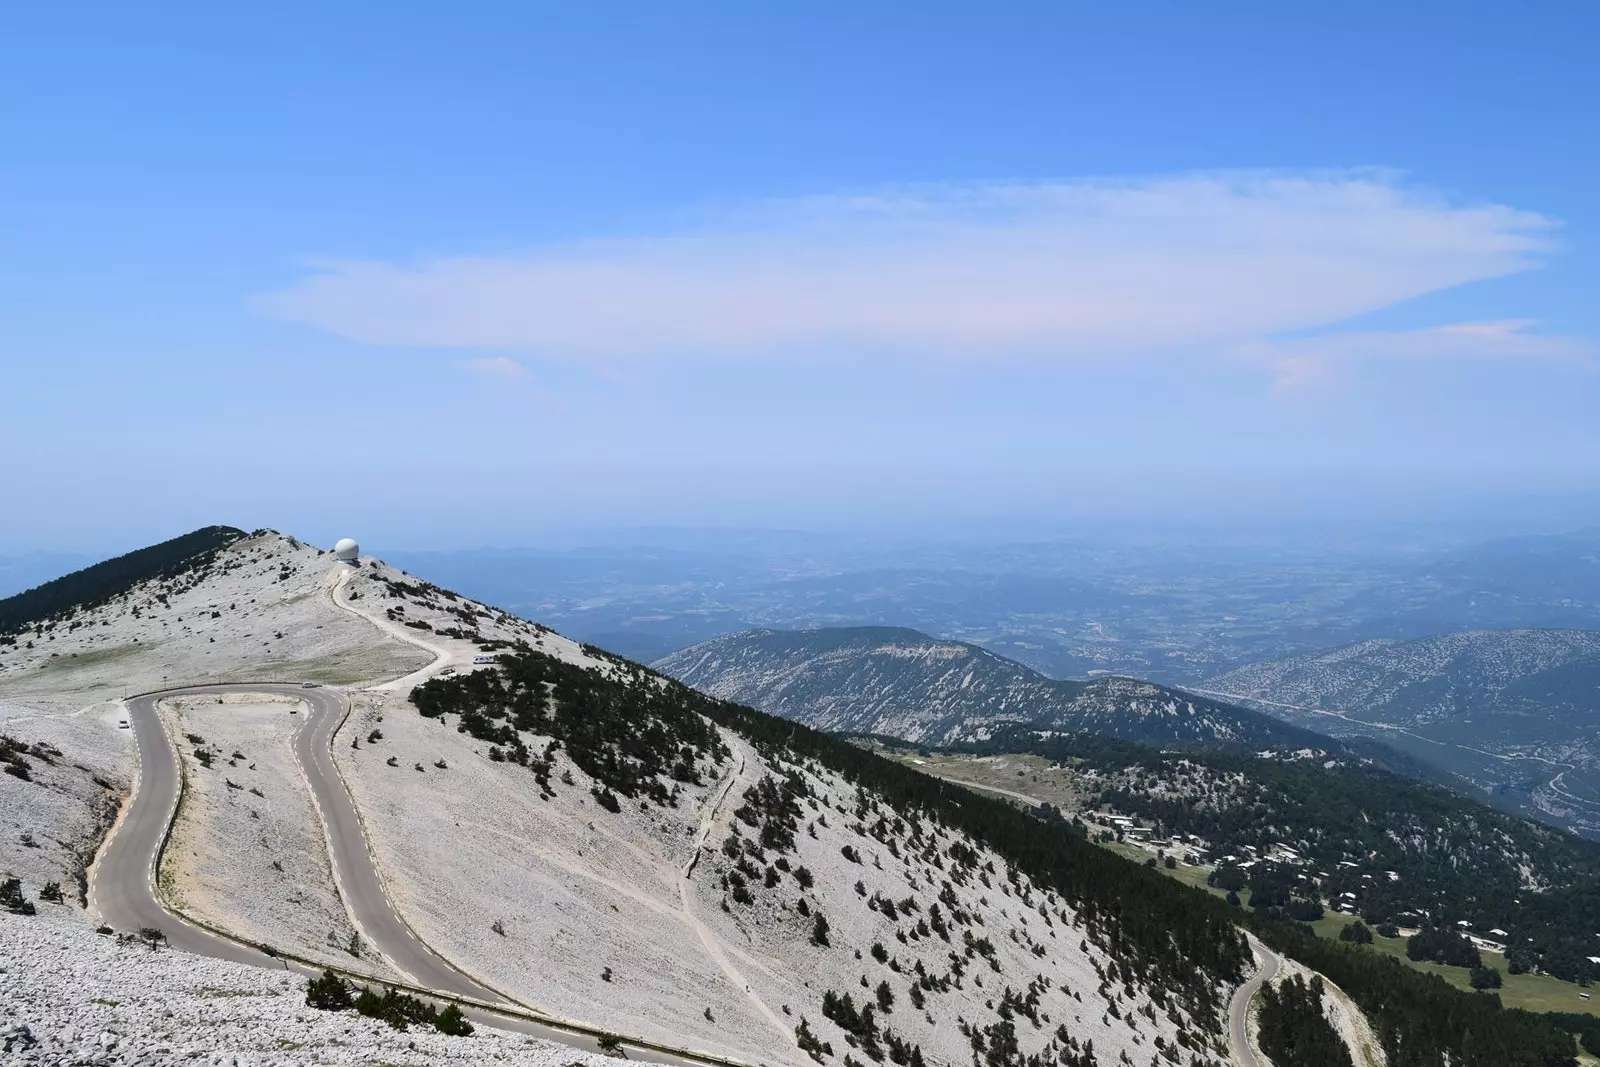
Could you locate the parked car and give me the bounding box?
[117,718,130,729]
[473,654,497,665]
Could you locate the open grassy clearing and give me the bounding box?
[887,751,1082,809]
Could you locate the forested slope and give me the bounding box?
[420,644,1581,1067]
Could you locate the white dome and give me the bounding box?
[333,538,360,561]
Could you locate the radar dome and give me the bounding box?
[333,538,360,562]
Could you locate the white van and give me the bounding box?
[473,654,497,665]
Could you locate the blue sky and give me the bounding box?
[3,3,1597,552]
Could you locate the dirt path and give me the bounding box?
[678,740,795,1050]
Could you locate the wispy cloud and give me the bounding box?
[1240,320,1594,398]
[461,355,529,378]
[260,171,1559,363]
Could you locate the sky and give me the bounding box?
[2,2,1598,553]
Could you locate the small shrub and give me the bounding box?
[1,878,36,916]
[435,1003,474,1036]
[306,969,354,1011]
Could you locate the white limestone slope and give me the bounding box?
[336,688,792,1065]
[0,532,432,701]
[0,530,607,925]
[0,910,618,1067]
[0,699,122,911]
[339,684,1234,1067]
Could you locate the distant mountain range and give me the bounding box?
[1200,628,1600,836]
[654,625,1337,750]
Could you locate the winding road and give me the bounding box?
[90,682,707,1065]
[1228,940,1281,1067]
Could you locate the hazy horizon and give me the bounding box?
[4,4,1596,552]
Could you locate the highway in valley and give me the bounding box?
[90,682,709,1066]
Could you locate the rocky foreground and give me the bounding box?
[0,911,612,1067]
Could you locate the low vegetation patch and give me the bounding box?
[304,970,474,1036]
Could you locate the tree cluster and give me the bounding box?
[1257,974,1352,1067]
[410,647,730,805]
[304,970,473,1035]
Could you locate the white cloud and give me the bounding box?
[461,355,528,378]
[260,171,1559,361]
[1239,320,1595,397]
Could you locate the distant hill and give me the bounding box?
[1203,628,1600,836]
[654,626,1336,750]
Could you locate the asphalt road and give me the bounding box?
[92,687,277,967]
[282,683,513,1003]
[1229,940,1281,1067]
[92,683,707,1065]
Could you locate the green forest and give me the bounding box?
[963,724,1600,986]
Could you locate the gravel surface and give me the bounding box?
[0,910,618,1067]
[337,689,787,1065]
[0,699,125,913]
